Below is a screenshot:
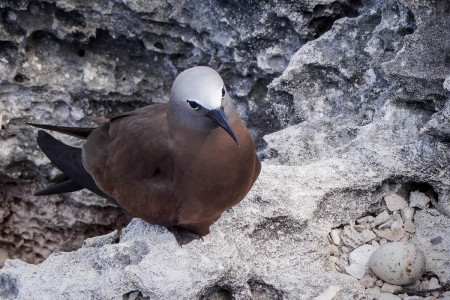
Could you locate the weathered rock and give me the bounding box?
[409,191,430,210]
[401,207,415,222]
[411,209,450,282]
[330,228,342,246]
[0,0,449,298]
[384,194,408,212]
[82,230,118,248]
[345,244,378,279]
[380,282,401,293]
[378,293,401,300]
[359,274,377,288]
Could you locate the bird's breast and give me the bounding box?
[171,120,257,214]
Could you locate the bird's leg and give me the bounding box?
[168,226,204,246]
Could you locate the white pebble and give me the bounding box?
[372,211,391,227]
[378,218,394,229]
[428,277,441,297]
[345,244,378,279]
[409,191,430,209]
[381,282,401,293]
[369,242,425,285]
[404,221,416,233]
[366,287,381,298]
[330,229,341,246]
[385,194,408,211]
[401,207,415,222]
[379,293,401,300]
[359,274,376,288]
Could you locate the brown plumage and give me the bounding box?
[30,66,261,245]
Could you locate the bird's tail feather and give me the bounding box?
[27,123,95,139]
[34,179,83,196]
[35,130,110,199]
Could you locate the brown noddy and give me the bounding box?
[29,66,261,245]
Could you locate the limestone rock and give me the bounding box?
[384,194,408,212]
[0,0,449,299]
[409,191,431,210]
[411,210,450,282]
[345,244,378,279]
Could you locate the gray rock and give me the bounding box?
[359,274,377,288]
[345,244,378,279]
[384,194,408,212]
[378,293,401,300]
[411,209,450,282]
[82,230,118,248]
[380,282,401,293]
[409,191,431,210]
[0,0,449,299]
[401,207,415,222]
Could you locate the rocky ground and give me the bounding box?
[0,0,449,299]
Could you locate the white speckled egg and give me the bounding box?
[368,242,425,285]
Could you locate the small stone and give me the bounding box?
[335,257,347,271]
[354,224,366,232]
[359,274,376,288]
[373,228,405,242]
[409,191,430,209]
[390,219,403,231]
[378,218,394,229]
[372,211,391,227]
[329,244,340,256]
[381,282,401,293]
[429,236,442,245]
[419,280,430,290]
[385,194,408,211]
[403,281,420,290]
[372,240,380,247]
[361,229,377,242]
[128,291,140,300]
[379,293,401,300]
[428,277,441,297]
[380,238,388,245]
[341,226,376,249]
[404,221,416,233]
[345,244,378,279]
[401,207,415,222]
[369,242,426,285]
[82,230,118,248]
[341,245,350,254]
[375,279,383,287]
[366,287,381,298]
[330,229,341,246]
[357,216,374,224]
[313,285,341,300]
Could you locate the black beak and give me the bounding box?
[206,108,239,145]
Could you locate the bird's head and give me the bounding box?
[169,66,239,145]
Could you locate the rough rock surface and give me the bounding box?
[0,0,449,299]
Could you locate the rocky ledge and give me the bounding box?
[0,0,449,299]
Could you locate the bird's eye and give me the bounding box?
[221,87,226,98]
[187,100,200,110]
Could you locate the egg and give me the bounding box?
[368,242,425,285]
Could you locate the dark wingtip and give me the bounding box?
[36,129,49,142]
